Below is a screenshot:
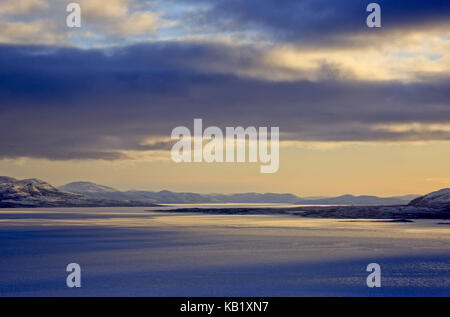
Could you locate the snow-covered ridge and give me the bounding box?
[1,176,450,213]
[59,181,118,194]
[0,176,76,197]
[0,177,158,208]
[409,188,450,209]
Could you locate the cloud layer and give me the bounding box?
[0,1,449,161]
[1,42,450,160]
[0,0,164,45]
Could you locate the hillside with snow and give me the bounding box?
[59,181,118,194]
[409,188,450,210]
[0,177,159,208]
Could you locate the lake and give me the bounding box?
[0,206,449,296]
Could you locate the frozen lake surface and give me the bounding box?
[0,206,449,296]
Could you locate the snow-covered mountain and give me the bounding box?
[409,188,450,210]
[59,181,118,194]
[0,176,83,207]
[0,177,159,208]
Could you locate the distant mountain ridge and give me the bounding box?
[58,181,420,205]
[295,194,418,206]
[59,182,302,204]
[0,176,437,208]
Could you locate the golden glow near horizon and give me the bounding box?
[2,140,450,197]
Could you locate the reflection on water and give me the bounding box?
[0,206,449,296]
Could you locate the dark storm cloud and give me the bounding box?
[0,42,450,160]
[181,0,450,45]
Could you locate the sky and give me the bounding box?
[1,0,450,196]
